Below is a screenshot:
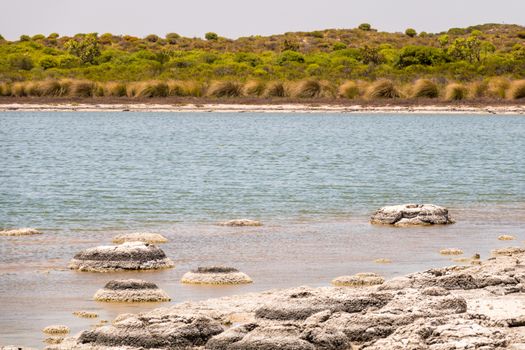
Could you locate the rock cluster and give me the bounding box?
[370,204,454,226]
[93,279,170,302]
[0,228,41,236]
[112,232,168,244]
[68,242,174,272]
[331,272,385,287]
[181,266,253,285]
[48,248,525,350]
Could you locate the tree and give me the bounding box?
[205,32,218,40]
[358,23,372,31]
[65,34,100,64]
[405,28,417,37]
[360,45,385,65]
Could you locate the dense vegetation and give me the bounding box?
[1,23,525,100]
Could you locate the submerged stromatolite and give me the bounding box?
[370,204,454,226]
[181,266,253,285]
[331,272,385,287]
[69,242,174,272]
[218,219,262,227]
[94,279,171,302]
[112,232,168,244]
[0,228,41,236]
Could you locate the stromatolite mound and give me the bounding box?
[181,266,253,285]
[332,273,385,287]
[77,313,223,348]
[370,203,454,226]
[218,219,262,227]
[0,228,41,236]
[94,279,171,302]
[69,242,174,272]
[112,232,168,244]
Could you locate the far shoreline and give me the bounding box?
[0,97,524,114]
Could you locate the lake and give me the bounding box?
[1,112,524,347]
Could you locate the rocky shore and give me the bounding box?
[44,247,525,350]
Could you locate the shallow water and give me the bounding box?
[0,112,524,347]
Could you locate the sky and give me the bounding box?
[1,0,524,40]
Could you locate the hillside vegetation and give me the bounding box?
[1,23,525,100]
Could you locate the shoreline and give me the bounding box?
[40,246,525,350]
[0,99,524,114]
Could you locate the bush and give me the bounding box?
[405,28,417,37]
[332,42,347,51]
[19,35,30,41]
[39,56,58,70]
[145,34,159,42]
[166,33,180,44]
[444,83,468,101]
[9,55,34,71]
[507,80,525,100]
[358,23,372,31]
[32,34,45,41]
[207,81,243,97]
[366,80,400,99]
[205,32,218,41]
[338,81,360,99]
[395,46,446,68]
[277,50,305,65]
[412,79,439,98]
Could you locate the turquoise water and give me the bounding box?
[1,112,524,230]
[1,112,525,347]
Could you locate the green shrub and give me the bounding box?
[332,42,347,51]
[507,80,525,100]
[166,33,180,44]
[358,23,372,31]
[0,34,4,41]
[19,35,30,41]
[412,79,439,98]
[48,33,59,39]
[205,32,218,41]
[444,83,468,101]
[366,80,400,99]
[405,28,417,37]
[32,34,45,40]
[277,50,305,65]
[9,55,34,70]
[39,56,58,70]
[145,34,159,42]
[207,81,243,97]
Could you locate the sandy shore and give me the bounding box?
[1,102,524,114]
[25,246,525,349]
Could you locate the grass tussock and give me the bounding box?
[104,82,128,97]
[0,82,11,96]
[507,80,525,100]
[292,80,322,98]
[487,77,510,99]
[366,79,400,99]
[207,81,243,98]
[167,80,204,97]
[264,81,288,98]
[243,80,267,97]
[468,81,488,99]
[444,83,468,101]
[412,79,439,98]
[135,81,169,98]
[70,80,96,97]
[338,81,360,99]
[11,82,28,97]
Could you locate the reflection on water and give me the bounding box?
[0,112,524,346]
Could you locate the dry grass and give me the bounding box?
[366,79,400,99]
[338,81,360,99]
[265,81,288,98]
[444,83,468,101]
[207,81,243,98]
[507,80,525,100]
[487,77,510,99]
[70,80,96,97]
[412,79,439,98]
[468,81,488,99]
[135,81,169,98]
[243,80,267,97]
[0,82,11,96]
[104,82,128,97]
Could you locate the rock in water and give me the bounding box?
[218,219,262,227]
[181,266,253,285]
[112,232,168,244]
[0,228,41,236]
[370,204,454,226]
[94,279,171,302]
[69,242,174,272]
[42,325,69,335]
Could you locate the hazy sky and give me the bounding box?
[1,0,524,40]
